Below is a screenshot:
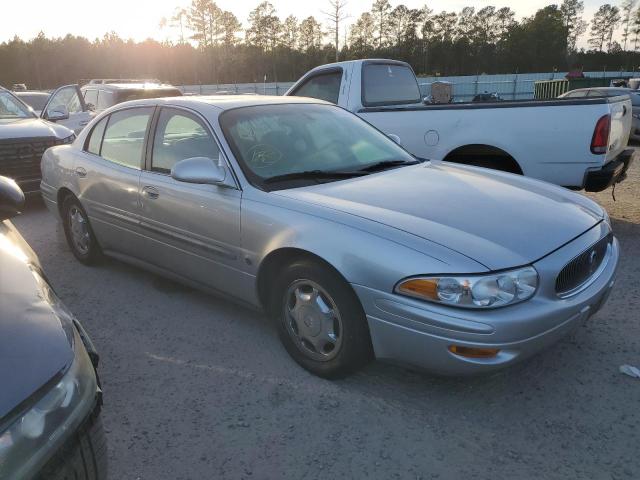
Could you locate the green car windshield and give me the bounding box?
[220,103,416,188]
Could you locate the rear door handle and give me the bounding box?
[75,167,87,178]
[142,185,159,199]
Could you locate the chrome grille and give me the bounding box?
[0,137,56,181]
[556,233,612,296]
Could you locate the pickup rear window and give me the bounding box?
[362,64,422,107]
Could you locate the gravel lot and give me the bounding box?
[12,159,640,480]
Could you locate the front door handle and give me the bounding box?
[75,167,87,178]
[142,185,159,199]
[79,120,90,126]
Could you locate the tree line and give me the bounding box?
[3,0,640,90]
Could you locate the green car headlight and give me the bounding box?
[395,266,539,309]
[0,328,97,478]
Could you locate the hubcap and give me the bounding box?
[68,206,90,255]
[283,280,343,362]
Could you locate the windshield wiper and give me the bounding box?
[357,159,420,172]
[263,170,369,184]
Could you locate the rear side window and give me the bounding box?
[291,71,342,104]
[84,89,98,108]
[97,90,113,110]
[100,107,153,168]
[362,64,421,106]
[86,116,108,155]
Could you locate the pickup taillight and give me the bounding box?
[591,114,611,154]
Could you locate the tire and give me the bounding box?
[61,195,102,265]
[270,259,373,378]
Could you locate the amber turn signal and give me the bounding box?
[448,345,500,359]
[396,278,439,300]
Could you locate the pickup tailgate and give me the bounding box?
[606,96,632,162]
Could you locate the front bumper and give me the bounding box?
[584,148,635,192]
[354,222,619,375]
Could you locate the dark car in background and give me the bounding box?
[15,91,51,116]
[0,176,107,479]
[0,87,76,194]
[560,86,640,142]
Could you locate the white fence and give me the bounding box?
[178,70,637,101]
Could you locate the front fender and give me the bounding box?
[241,195,484,295]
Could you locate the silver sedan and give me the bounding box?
[41,96,619,378]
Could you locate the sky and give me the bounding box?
[0,0,619,45]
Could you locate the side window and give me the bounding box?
[97,90,113,111]
[151,108,219,174]
[84,89,98,108]
[85,116,108,155]
[100,107,153,169]
[46,85,83,114]
[291,71,342,104]
[563,90,587,98]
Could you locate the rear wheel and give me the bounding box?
[271,259,373,378]
[61,196,102,265]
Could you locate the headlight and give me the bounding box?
[395,266,539,309]
[0,328,97,478]
[55,134,75,145]
[603,209,612,230]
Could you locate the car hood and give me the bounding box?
[274,162,604,270]
[0,117,73,140]
[0,221,73,421]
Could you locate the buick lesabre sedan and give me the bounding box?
[40,96,618,378]
[0,176,106,478]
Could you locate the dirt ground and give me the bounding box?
[12,158,640,480]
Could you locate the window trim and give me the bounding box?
[288,67,344,104]
[145,104,240,189]
[360,60,422,108]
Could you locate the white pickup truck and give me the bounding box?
[286,59,635,191]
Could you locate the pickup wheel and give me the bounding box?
[444,145,522,175]
[270,259,373,378]
[61,196,102,265]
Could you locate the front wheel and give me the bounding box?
[61,196,102,265]
[271,260,373,378]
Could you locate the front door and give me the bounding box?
[138,106,243,294]
[42,85,95,133]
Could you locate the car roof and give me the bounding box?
[82,83,179,90]
[118,95,329,111]
[15,91,50,96]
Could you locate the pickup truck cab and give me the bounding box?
[286,59,634,191]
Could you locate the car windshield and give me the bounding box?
[0,91,34,118]
[220,103,417,189]
[116,88,182,103]
[17,93,50,111]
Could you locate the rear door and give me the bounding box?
[137,106,243,293]
[75,106,154,256]
[42,85,95,133]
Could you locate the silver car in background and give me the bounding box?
[41,96,619,378]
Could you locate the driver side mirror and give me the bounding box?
[44,105,69,122]
[387,134,402,145]
[0,176,26,221]
[86,103,96,112]
[171,157,235,188]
